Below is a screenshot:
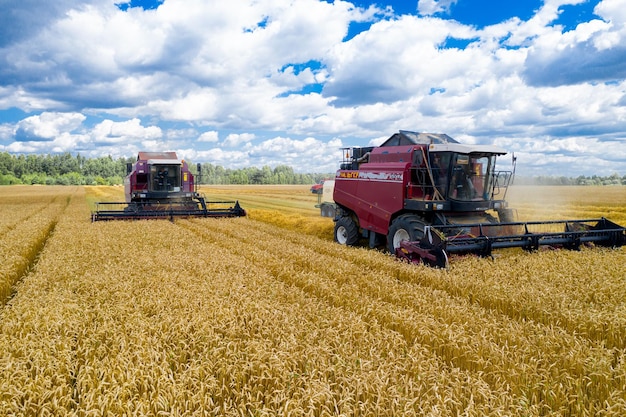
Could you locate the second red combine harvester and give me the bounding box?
[332,131,625,268]
[92,151,245,221]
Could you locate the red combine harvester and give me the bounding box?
[332,131,625,267]
[92,152,245,221]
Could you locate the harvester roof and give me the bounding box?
[380,131,459,147]
[429,142,507,155]
[137,151,182,165]
[380,131,507,155]
[138,151,179,161]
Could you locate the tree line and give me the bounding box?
[0,152,330,186]
[0,152,131,185]
[196,163,329,185]
[0,151,623,186]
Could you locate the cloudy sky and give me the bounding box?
[1,0,625,176]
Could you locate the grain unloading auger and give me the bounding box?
[330,131,626,267]
[92,152,246,221]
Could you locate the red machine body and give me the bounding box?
[333,131,512,243]
[92,151,245,221]
[332,131,625,267]
[334,157,411,235]
[124,151,197,203]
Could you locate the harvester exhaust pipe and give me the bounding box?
[196,163,202,193]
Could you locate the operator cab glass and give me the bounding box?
[430,152,495,201]
[149,164,181,192]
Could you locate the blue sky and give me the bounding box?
[1,0,625,177]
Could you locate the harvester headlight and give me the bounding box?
[494,202,501,209]
[139,193,146,198]
[435,204,444,210]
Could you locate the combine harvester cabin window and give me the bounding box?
[150,164,181,192]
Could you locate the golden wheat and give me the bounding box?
[507,185,626,224]
[0,184,623,416]
[187,216,626,415]
[0,186,79,304]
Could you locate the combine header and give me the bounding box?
[92,152,246,221]
[397,218,625,268]
[331,131,625,267]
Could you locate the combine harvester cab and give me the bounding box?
[331,131,625,268]
[92,152,246,221]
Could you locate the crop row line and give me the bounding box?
[180,218,622,415]
[1,206,504,415]
[246,213,626,350]
[0,193,77,307]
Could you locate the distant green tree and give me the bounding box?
[0,173,21,185]
[229,171,249,184]
[107,176,123,186]
[21,172,47,185]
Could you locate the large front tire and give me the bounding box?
[387,215,426,254]
[334,216,359,246]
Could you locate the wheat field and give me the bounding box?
[0,184,624,416]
